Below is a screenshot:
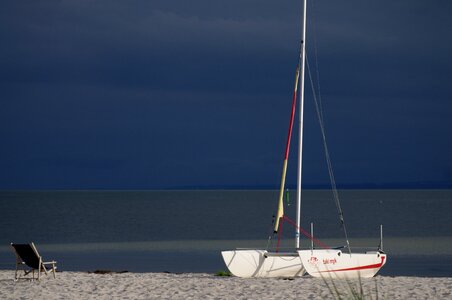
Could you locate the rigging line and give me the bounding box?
[282,216,330,249]
[266,215,276,250]
[305,57,351,254]
[309,0,324,123]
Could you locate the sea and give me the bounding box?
[0,189,451,277]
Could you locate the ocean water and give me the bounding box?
[0,190,451,276]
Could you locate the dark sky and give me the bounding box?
[1,0,451,189]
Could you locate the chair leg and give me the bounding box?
[14,264,18,281]
[38,258,43,281]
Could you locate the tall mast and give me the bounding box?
[296,0,307,249]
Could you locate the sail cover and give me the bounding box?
[274,66,300,233]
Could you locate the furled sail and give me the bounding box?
[274,66,300,233]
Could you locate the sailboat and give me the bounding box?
[221,0,386,278]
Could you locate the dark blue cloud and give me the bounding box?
[0,0,451,189]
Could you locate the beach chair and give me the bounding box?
[11,243,57,281]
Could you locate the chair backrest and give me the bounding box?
[11,243,41,269]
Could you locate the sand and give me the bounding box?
[0,270,451,299]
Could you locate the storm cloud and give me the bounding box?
[1,0,451,189]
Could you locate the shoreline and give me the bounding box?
[0,271,451,299]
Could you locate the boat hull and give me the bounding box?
[221,250,305,278]
[298,249,386,279]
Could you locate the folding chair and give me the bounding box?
[11,242,57,281]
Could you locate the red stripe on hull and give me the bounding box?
[321,256,386,273]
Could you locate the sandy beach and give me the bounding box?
[0,271,450,299]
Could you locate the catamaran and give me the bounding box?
[221,0,386,278]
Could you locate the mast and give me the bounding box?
[296,0,307,249]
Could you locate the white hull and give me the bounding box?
[298,249,386,279]
[221,250,305,278]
